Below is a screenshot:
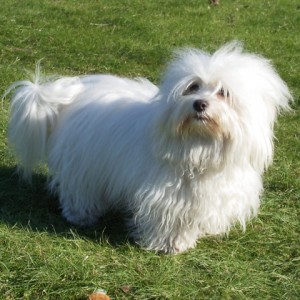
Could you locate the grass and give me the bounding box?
[0,0,299,299]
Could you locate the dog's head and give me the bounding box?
[156,42,292,172]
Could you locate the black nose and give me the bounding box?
[193,100,208,112]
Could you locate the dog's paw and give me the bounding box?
[171,236,197,254]
[145,236,197,254]
[61,206,99,227]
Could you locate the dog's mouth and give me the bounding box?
[193,112,220,134]
[193,112,209,122]
[177,112,220,138]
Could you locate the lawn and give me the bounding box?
[0,0,299,299]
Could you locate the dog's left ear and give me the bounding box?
[246,60,293,173]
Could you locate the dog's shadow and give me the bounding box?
[0,166,130,247]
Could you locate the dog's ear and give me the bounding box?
[245,74,292,173]
[246,123,274,173]
[217,44,294,173]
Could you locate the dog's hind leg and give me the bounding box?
[60,198,101,227]
[51,182,107,227]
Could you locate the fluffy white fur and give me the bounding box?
[6,42,292,253]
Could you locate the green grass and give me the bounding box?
[0,0,299,299]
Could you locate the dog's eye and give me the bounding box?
[183,81,201,95]
[218,87,229,98]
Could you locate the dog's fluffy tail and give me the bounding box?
[5,64,83,180]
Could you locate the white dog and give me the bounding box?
[6,42,292,253]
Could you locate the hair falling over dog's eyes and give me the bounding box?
[182,79,231,103]
[217,87,230,100]
[183,80,202,96]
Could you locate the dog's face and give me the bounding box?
[157,42,291,172]
[173,76,234,139]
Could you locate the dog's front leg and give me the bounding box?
[131,189,200,254]
[134,215,199,254]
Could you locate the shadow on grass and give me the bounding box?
[0,165,131,247]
